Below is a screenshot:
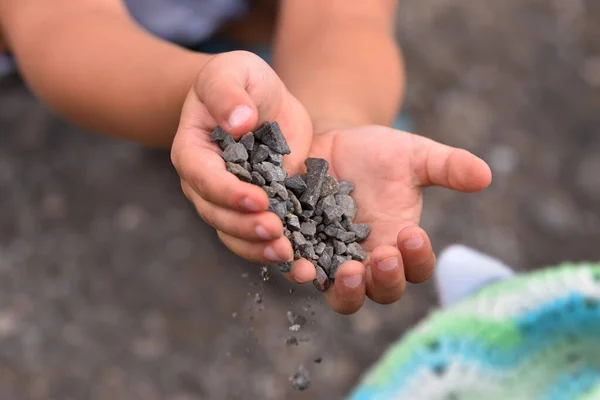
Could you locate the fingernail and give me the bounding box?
[342,275,363,288]
[240,196,261,212]
[404,236,424,250]
[377,257,398,271]
[255,225,271,240]
[228,106,253,129]
[264,245,291,262]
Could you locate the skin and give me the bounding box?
[0,1,492,314]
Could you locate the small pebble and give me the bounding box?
[300,220,317,237]
[251,171,266,186]
[313,266,330,292]
[287,214,302,231]
[289,324,301,332]
[291,231,308,247]
[291,365,312,391]
[300,158,329,210]
[278,261,294,273]
[347,242,367,261]
[221,142,248,163]
[338,181,355,195]
[270,181,288,200]
[254,121,291,155]
[254,292,262,304]
[284,175,307,196]
[286,336,299,346]
[320,175,340,198]
[254,161,287,183]
[315,242,326,255]
[250,144,270,164]
[226,162,252,182]
[240,132,255,151]
[333,240,348,255]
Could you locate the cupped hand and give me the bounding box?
[171,51,313,271]
[294,125,492,314]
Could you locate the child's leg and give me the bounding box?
[435,244,515,307]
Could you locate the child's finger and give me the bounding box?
[195,51,285,135]
[324,261,366,315]
[366,245,407,305]
[283,259,317,284]
[176,149,269,213]
[188,188,283,242]
[409,134,492,192]
[397,225,436,283]
[217,231,294,264]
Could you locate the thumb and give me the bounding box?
[410,134,493,192]
[193,51,286,137]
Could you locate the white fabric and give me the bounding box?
[435,245,516,307]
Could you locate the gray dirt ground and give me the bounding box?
[1,1,600,399]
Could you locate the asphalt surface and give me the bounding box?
[1,1,600,399]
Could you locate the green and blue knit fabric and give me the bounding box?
[347,264,600,400]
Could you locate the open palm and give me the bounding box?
[301,125,492,314]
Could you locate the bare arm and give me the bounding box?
[0,0,212,146]
[273,0,404,132]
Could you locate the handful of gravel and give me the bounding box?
[213,121,370,292]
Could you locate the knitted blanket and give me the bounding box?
[347,264,600,400]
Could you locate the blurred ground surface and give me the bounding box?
[1,0,600,399]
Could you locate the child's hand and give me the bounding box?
[171,51,313,271]
[305,126,492,314]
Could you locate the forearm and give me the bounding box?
[1,3,211,147]
[273,3,404,132]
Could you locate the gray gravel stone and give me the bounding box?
[267,148,283,165]
[221,142,249,163]
[291,365,312,391]
[254,122,291,155]
[268,198,287,220]
[251,171,266,186]
[300,158,329,210]
[299,209,314,221]
[333,240,348,255]
[287,214,301,231]
[338,181,355,195]
[320,175,340,198]
[263,186,277,198]
[270,181,288,200]
[288,191,303,215]
[254,162,287,183]
[291,231,308,247]
[318,232,328,241]
[313,266,330,292]
[239,132,255,151]
[335,195,357,220]
[226,162,252,182]
[240,161,252,172]
[315,242,326,255]
[284,175,307,196]
[300,220,317,237]
[298,243,316,260]
[312,216,323,224]
[347,242,367,261]
[317,195,337,212]
[250,144,270,164]
[323,205,344,224]
[349,223,371,241]
[211,126,235,149]
[278,261,294,273]
[317,246,334,272]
